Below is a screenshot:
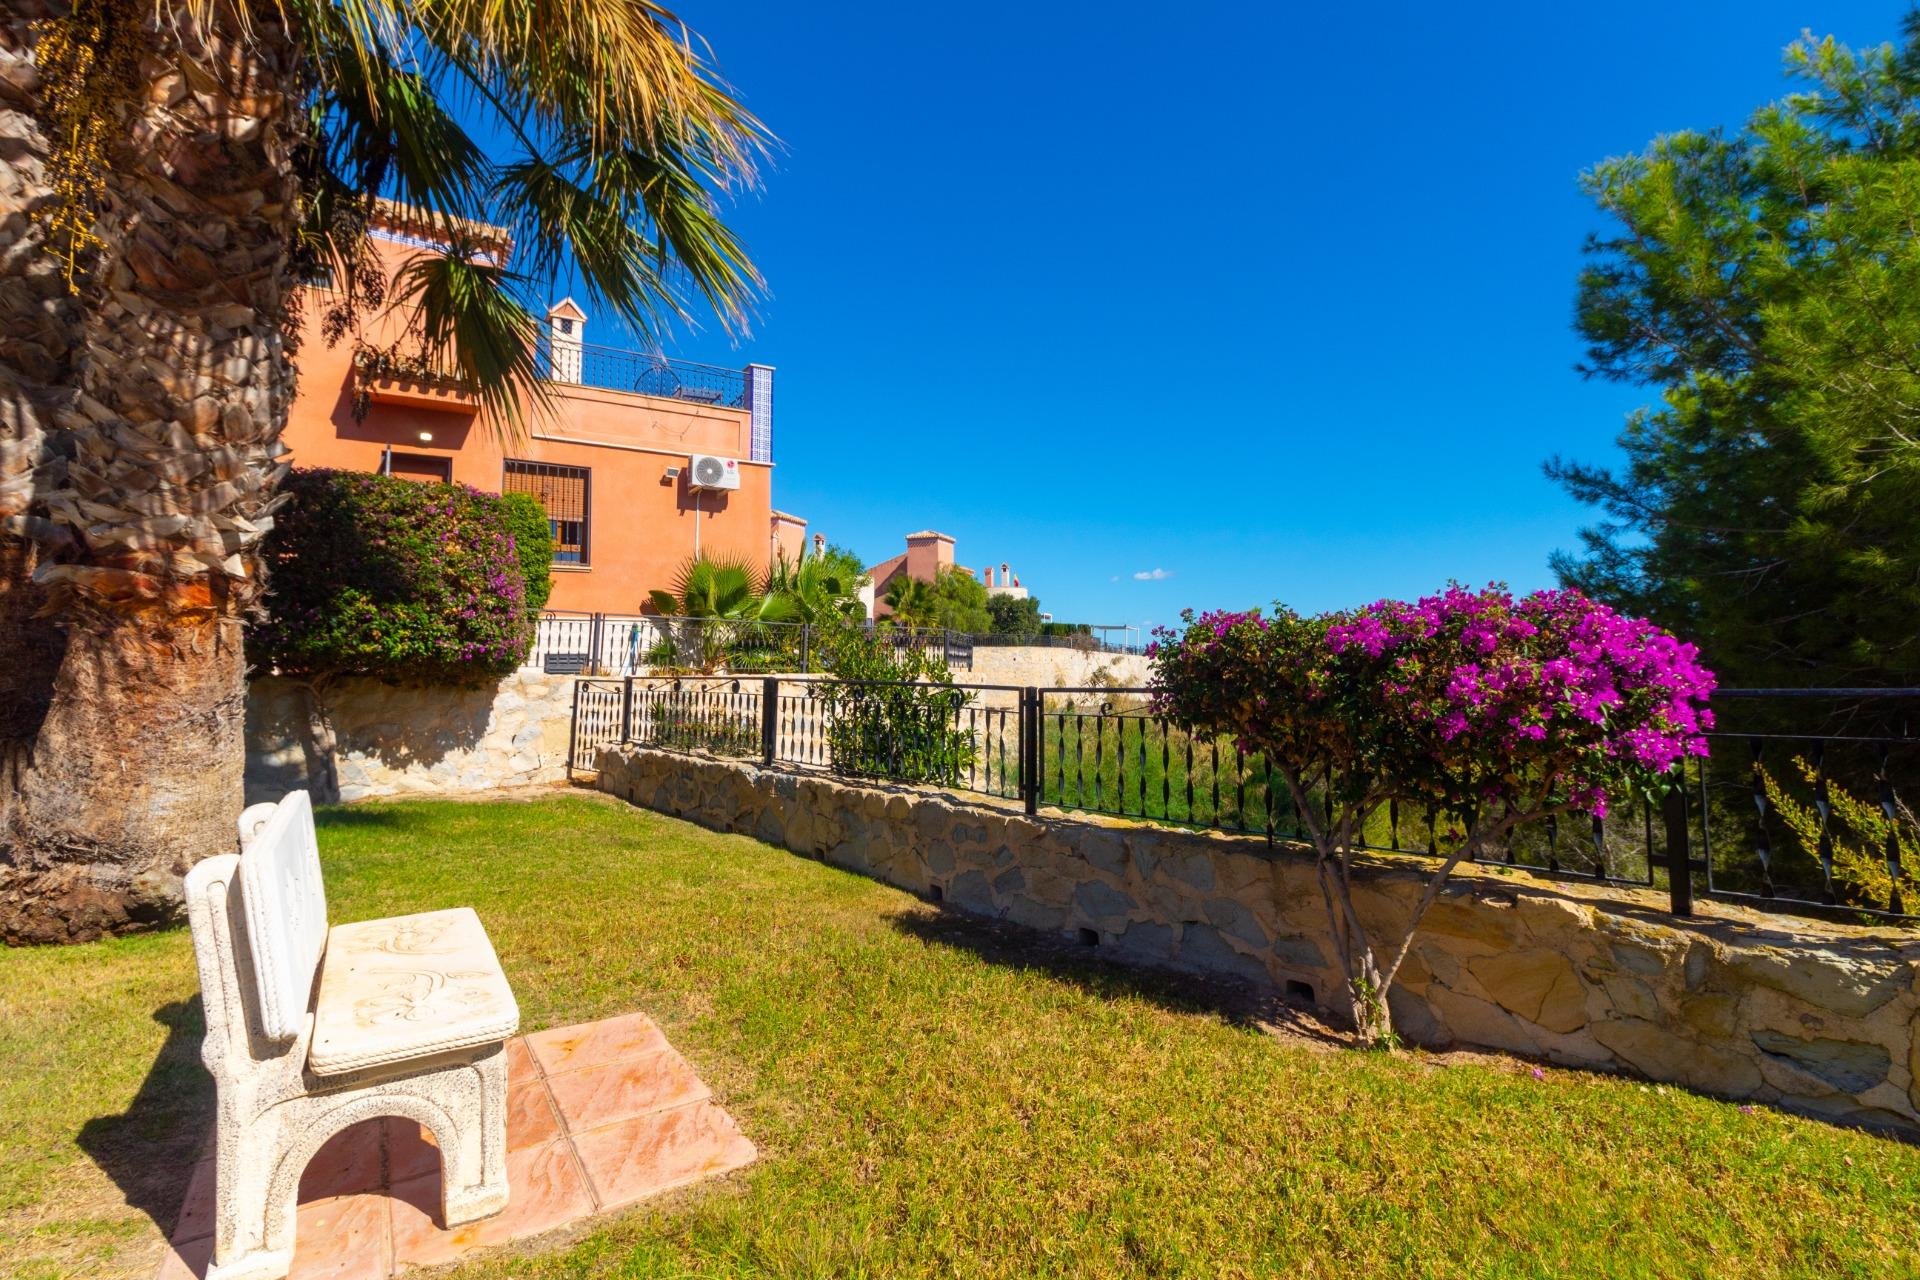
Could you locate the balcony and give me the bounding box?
[354,349,480,415]
[355,340,753,419]
[534,339,748,410]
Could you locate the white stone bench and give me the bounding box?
[184,791,518,1280]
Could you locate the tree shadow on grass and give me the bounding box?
[76,998,215,1239]
[887,904,1345,1048]
[312,806,408,832]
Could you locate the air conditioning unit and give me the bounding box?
[686,454,741,491]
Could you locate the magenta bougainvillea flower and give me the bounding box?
[1151,585,1715,821]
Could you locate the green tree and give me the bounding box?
[2,0,768,940]
[886,568,991,634]
[1548,17,1920,695]
[986,593,1044,640]
[930,567,992,635]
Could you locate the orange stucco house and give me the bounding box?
[282,202,804,614]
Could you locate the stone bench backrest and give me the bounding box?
[235,790,330,1043]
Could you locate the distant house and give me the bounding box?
[864,531,1028,618]
[282,200,805,614]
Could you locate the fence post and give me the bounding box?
[761,676,778,766]
[619,676,634,744]
[565,679,582,778]
[800,624,811,673]
[588,612,605,674]
[1021,686,1040,816]
[1662,770,1694,917]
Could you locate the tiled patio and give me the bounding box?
[156,1012,756,1278]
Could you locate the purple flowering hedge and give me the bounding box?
[253,468,546,684]
[1150,585,1715,1045]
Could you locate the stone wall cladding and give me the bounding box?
[246,672,575,803]
[960,647,1152,690]
[597,745,1920,1133]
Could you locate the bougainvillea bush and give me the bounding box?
[1151,585,1715,1045]
[253,468,544,684]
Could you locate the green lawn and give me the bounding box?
[4,793,1918,1279]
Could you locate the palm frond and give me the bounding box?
[277,0,773,436]
[386,246,547,433]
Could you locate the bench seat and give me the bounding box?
[309,907,519,1077]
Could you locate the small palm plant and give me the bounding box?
[768,552,868,626]
[647,556,797,672]
[883,576,938,627]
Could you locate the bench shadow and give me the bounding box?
[76,998,216,1239]
[887,903,1343,1047]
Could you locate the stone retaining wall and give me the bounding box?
[597,744,1920,1132]
[961,645,1151,690]
[246,672,575,803]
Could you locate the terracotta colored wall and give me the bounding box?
[903,534,953,583]
[772,515,808,567]
[282,239,776,613]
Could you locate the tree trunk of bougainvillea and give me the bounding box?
[0,0,303,943]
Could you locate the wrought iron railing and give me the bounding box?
[570,681,1920,928]
[528,613,971,675]
[533,338,748,409]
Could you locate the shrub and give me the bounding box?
[816,627,975,785]
[499,491,555,613]
[253,468,538,684]
[1151,585,1715,1045]
[986,594,1043,640]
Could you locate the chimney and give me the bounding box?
[546,298,587,383]
[812,532,826,559]
[904,530,954,583]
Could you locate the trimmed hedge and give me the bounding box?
[252,468,548,683]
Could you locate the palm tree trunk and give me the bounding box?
[0,0,302,943]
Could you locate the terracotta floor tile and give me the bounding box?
[289,1193,392,1280]
[505,1036,540,1084]
[299,1120,387,1200]
[387,1081,562,1183]
[544,1046,708,1134]
[156,1014,749,1280]
[153,1192,390,1280]
[570,1100,758,1212]
[170,1159,217,1243]
[389,1140,593,1270]
[526,1012,666,1076]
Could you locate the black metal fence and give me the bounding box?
[571,676,1023,801]
[569,681,1920,928]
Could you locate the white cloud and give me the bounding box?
[1132,568,1174,581]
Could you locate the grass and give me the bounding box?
[4,792,1920,1279]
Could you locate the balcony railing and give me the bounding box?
[534,339,747,409]
[353,348,480,414]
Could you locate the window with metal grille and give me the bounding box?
[503,460,590,565]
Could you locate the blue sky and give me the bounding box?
[587,1,1901,634]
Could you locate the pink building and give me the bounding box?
[865,531,1027,618]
